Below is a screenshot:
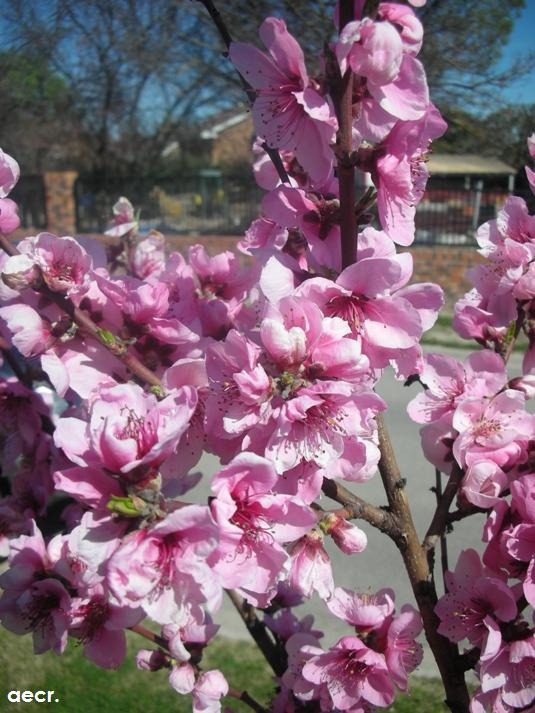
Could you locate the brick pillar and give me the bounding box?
[43,171,78,235]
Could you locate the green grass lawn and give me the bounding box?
[0,627,450,712]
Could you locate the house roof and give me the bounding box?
[200,111,251,140]
[428,154,516,175]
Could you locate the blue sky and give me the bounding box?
[498,0,535,103]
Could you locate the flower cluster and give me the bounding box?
[407,135,535,711]
[0,1,533,711]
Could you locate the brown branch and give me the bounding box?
[227,688,269,713]
[423,463,465,557]
[226,589,286,677]
[334,0,356,268]
[320,478,396,538]
[129,623,170,652]
[502,304,525,364]
[447,503,488,524]
[435,468,449,590]
[375,415,469,712]
[0,232,163,392]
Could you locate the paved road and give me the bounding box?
[191,347,526,678]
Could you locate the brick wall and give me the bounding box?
[402,245,484,307]
[43,171,78,235]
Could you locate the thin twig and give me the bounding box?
[447,503,488,524]
[197,0,290,185]
[129,623,170,651]
[226,589,286,677]
[435,468,449,592]
[423,464,465,558]
[502,305,525,364]
[334,0,357,268]
[130,626,269,713]
[227,688,269,713]
[320,478,396,537]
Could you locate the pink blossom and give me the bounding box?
[282,631,326,705]
[0,303,54,357]
[477,196,535,266]
[261,185,342,269]
[452,390,534,469]
[326,586,395,632]
[106,504,220,625]
[0,149,19,198]
[69,585,143,668]
[373,103,447,245]
[54,382,197,475]
[479,637,535,710]
[287,530,334,600]
[0,522,71,654]
[302,636,395,709]
[266,381,383,473]
[230,18,337,184]
[296,251,442,373]
[130,231,166,279]
[1,253,41,291]
[189,244,250,302]
[0,578,71,654]
[379,3,423,56]
[407,350,507,424]
[460,461,508,509]
[321,513,367,554]
[337,18,404,85]
[0,198,20,234]
[192,670,228,713]
[264,609,322,643]
[105,196,138,238]
[14,233,92,294]
[384,605,423,691]
[208,453,315,602]
[435,549,516,647]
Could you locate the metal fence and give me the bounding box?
[10,175,47,229]
[74,173,529,244]
[75,173,263,236]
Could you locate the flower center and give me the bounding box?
[326,294,366,335]
[117,407,157,458]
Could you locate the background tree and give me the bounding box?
[0,0,532,180]
[0,49,83,173]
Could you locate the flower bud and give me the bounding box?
[135,649,168,671]
[320,513,367,554]
[508,375,535,400]
[0,198,21,234]
[1,254,41,291]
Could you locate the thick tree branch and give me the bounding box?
[375,415,469,712]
